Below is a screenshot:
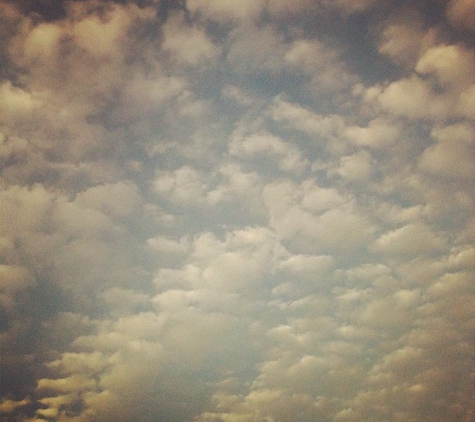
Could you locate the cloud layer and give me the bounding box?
[1,1,474,421]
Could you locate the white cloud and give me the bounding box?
[9,20,63,67]
[285,40,355,92]
[457,83,475,119]
[147,235,190,257]
[1,2,473,422]
[221,85,257,106]
[285,39,335,72]
[206,163,265,219]
[344,118,400,149]
[0,265,35,294]
[191,227,285,293]
[187,0,266,22]
[419,123,475,179]
[162,13,219,65]
[369,42,475,123]
[266,0,316,17]
[152,166,208,206]
[269,97,345,139]
[263,181,374,254]
[371,223,445,258]
[378,21,437,67]
[74,181,142,218]
[375,76,448,119]
[0,81,43,116]
[71,4,136,58]
[416,44,475,87]
[322,0,377,14]
[278,254,335,279]
[122,69,188,123]
[336,150,373,183]
[229,132,308,173]
[37,374,97,395]
[0,184,55,234]
[300,181,345,213]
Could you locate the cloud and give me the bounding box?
[1,1,473,422]
[419,123,475,179]
[285,39,356,92]
[446,0,475,31]
[416,44,475,88]
[152,166,208,206]
[344,118,400,149]
[190,226,285,293]
[366,41,475,122]
[74,181,142,218]
[375,75,447,119]
[268,96,345,143]
[229,132,308,173]
[187,0,266,22]
[371,223,445,258]
[335,150,374,183]
[226,24,288,75]
[378,15,438,67]
[162,12,219,65]
[266,0,316,17]
[0,398,30,414]
[263,181,374,255]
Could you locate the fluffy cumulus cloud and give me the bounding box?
[0,1,473,421]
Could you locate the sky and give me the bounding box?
[0,0,474,421]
